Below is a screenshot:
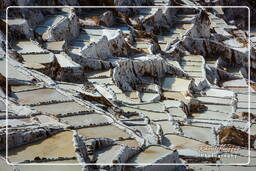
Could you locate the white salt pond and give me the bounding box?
[8,131,76,162]
[14,41,45,54]
[21,53,54,64]
[32,101,90,116]
[60,113,112,126]
[180,125,215,145]
[128,145,175,164]
[120,106,168,120]
[77,124,130,140]
[162,77,191,91]
[15,88,70,105]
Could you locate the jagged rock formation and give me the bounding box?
[113,55,190,91]
[218,126,255,147]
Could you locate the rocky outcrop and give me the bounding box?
[143,8,171,33]
[218,126,255,147]
[81,29,135,59]
[42,9,79,43]
[205,65,241,86]
[113,55,191,91]
[100,11,115,27]
[178,9,256,81]
[198,0,255,29]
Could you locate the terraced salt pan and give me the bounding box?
[69,48,82,56]
[55,54,81,68]
[181,65,202,71]
[132,103,164,112]
[45,41,65,51]
[189,121,221,128]
[162,100,181,108]
[128,145,175,163]
[180,61,202,66]
[237,93,256,103]
[155,120,177,134]
[226,87,248,92]
[14,41,45,54]
[60,113,112,127]
[76,33,101,42]
[23,62,46,70]
[82,28,103,36]
[0,60,33,81]
[117,139,140,148]
[205,88,234,98]
[163,134,214,156]
[181,126,215,145]
[15,88,70,105]
[182,55,203,62]
[222,79,248,88]
[168,107,186,118]
[196,96,232,105]
[36,115,65,126]
[77,124,130,140]
[116,93,140,103]
[130,125,155,143]
[139,84,158,92]
[192,110,231,120]
[21,53,54,64]
[32,101,90,116]
[120,106,168,120]
[237,102,252,108]
[10,85,39,92]
[162,77,191,91]
[236,108,256,113]
[0,119,32,127]
[95,145,123,164]
[57,83,100,96]
[163,91,190,102]
[205,104,233,113]
[140,92,159,102]
[158,34,178,43]
[7,131,76,162]
[5,18,26,25]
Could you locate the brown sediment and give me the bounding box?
[218,126,255,147]
[232,112,256,121]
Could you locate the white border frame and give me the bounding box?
[5,5,251,166]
